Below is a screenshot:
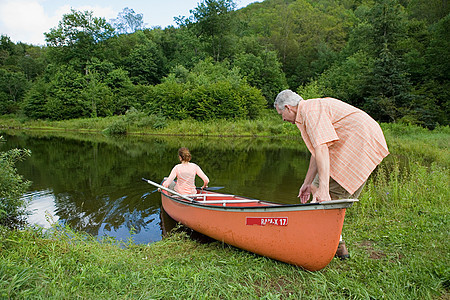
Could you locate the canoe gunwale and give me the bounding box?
[162,190,357,212]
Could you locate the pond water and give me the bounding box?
[1,130,311,244]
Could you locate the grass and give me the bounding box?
[0,115,449,299]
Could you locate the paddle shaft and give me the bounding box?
[142,178,193,202]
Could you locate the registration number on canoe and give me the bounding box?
[246,217,288,226]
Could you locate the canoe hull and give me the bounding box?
[161,191,349,271]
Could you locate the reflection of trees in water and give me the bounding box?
[54,190,159,236]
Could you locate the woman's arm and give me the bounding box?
[163,166,177,188]
[196,166,209,189]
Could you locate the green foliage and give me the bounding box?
[310,50,375,106]
[147,79,187,119]
[147,59,266,120]
[22,79,48,119]
[0,140,31,225]
[124,37,167,85]
[189,0,237,61]
[296,80,324,100]
[124,107,167,129]
[0,69,29,114]
[102,108,168,135]
[233,50,288,105]
[0,1,448,127]
[44,9,115,69]
[44,65,88,120]
[103,117,127,135]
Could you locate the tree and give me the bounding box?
[45,9,115,70]
[407,0,450,24]
[43,65,89,120]
[312,50,375,107]
[238,0,352,89]
[104,68,139,114]
[110,7,146,35]
[0,69,29,114]
[234,50,288,105]
[22,78,49,119]
[363,0,412,122]
[0,35,15,66]
[189,0,237,61]
[82,68,113,118]
[155,26,206,71]
[125,37,167,85]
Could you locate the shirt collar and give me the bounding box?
[295,100,305,124]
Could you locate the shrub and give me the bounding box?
[0,141,31,227]
[146,59,266,120]
[104,118,127,135]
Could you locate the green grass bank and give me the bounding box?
[0,115,449,299]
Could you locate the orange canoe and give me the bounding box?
[143,179,357,271]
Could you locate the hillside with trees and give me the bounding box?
[0,0,448,128]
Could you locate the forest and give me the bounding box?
[0,0,448,128]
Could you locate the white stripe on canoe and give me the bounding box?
[196,200,261,204]
[182,194,235,198]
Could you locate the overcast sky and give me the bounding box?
[0,0,260,46]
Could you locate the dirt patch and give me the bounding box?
[369,251,387,259]
[356,240,387,260]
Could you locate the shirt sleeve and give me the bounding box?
[164,165,178,187]
[303,103,339,149]
[195,165,209,183]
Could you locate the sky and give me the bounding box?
[0,0,260,46]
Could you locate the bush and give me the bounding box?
[146,59,266,120]
[125,107,168,130]
[0,141,31,226]
[103,118,127,135]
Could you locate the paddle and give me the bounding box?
[142,178,194,202]
[203,186,224,191]
[149,184,224,193]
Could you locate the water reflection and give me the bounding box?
[1,130,310,244]
[23,190,60,228]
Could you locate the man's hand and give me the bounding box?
[311,187,331,203]
[298,184,311,204]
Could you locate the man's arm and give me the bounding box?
[312,143,331,202]
[298,155,317,204]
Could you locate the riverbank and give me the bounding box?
[0,111,295,137]
[0,117,449,298]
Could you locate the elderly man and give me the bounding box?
[274,89,389,258]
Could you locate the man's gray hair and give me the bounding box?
[274,89,303,110]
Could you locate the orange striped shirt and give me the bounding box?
[295,98,389,194]
[167,162,209,195]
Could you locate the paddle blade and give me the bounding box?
[204,186,225,191]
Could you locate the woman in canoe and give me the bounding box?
[163,147,209,195]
